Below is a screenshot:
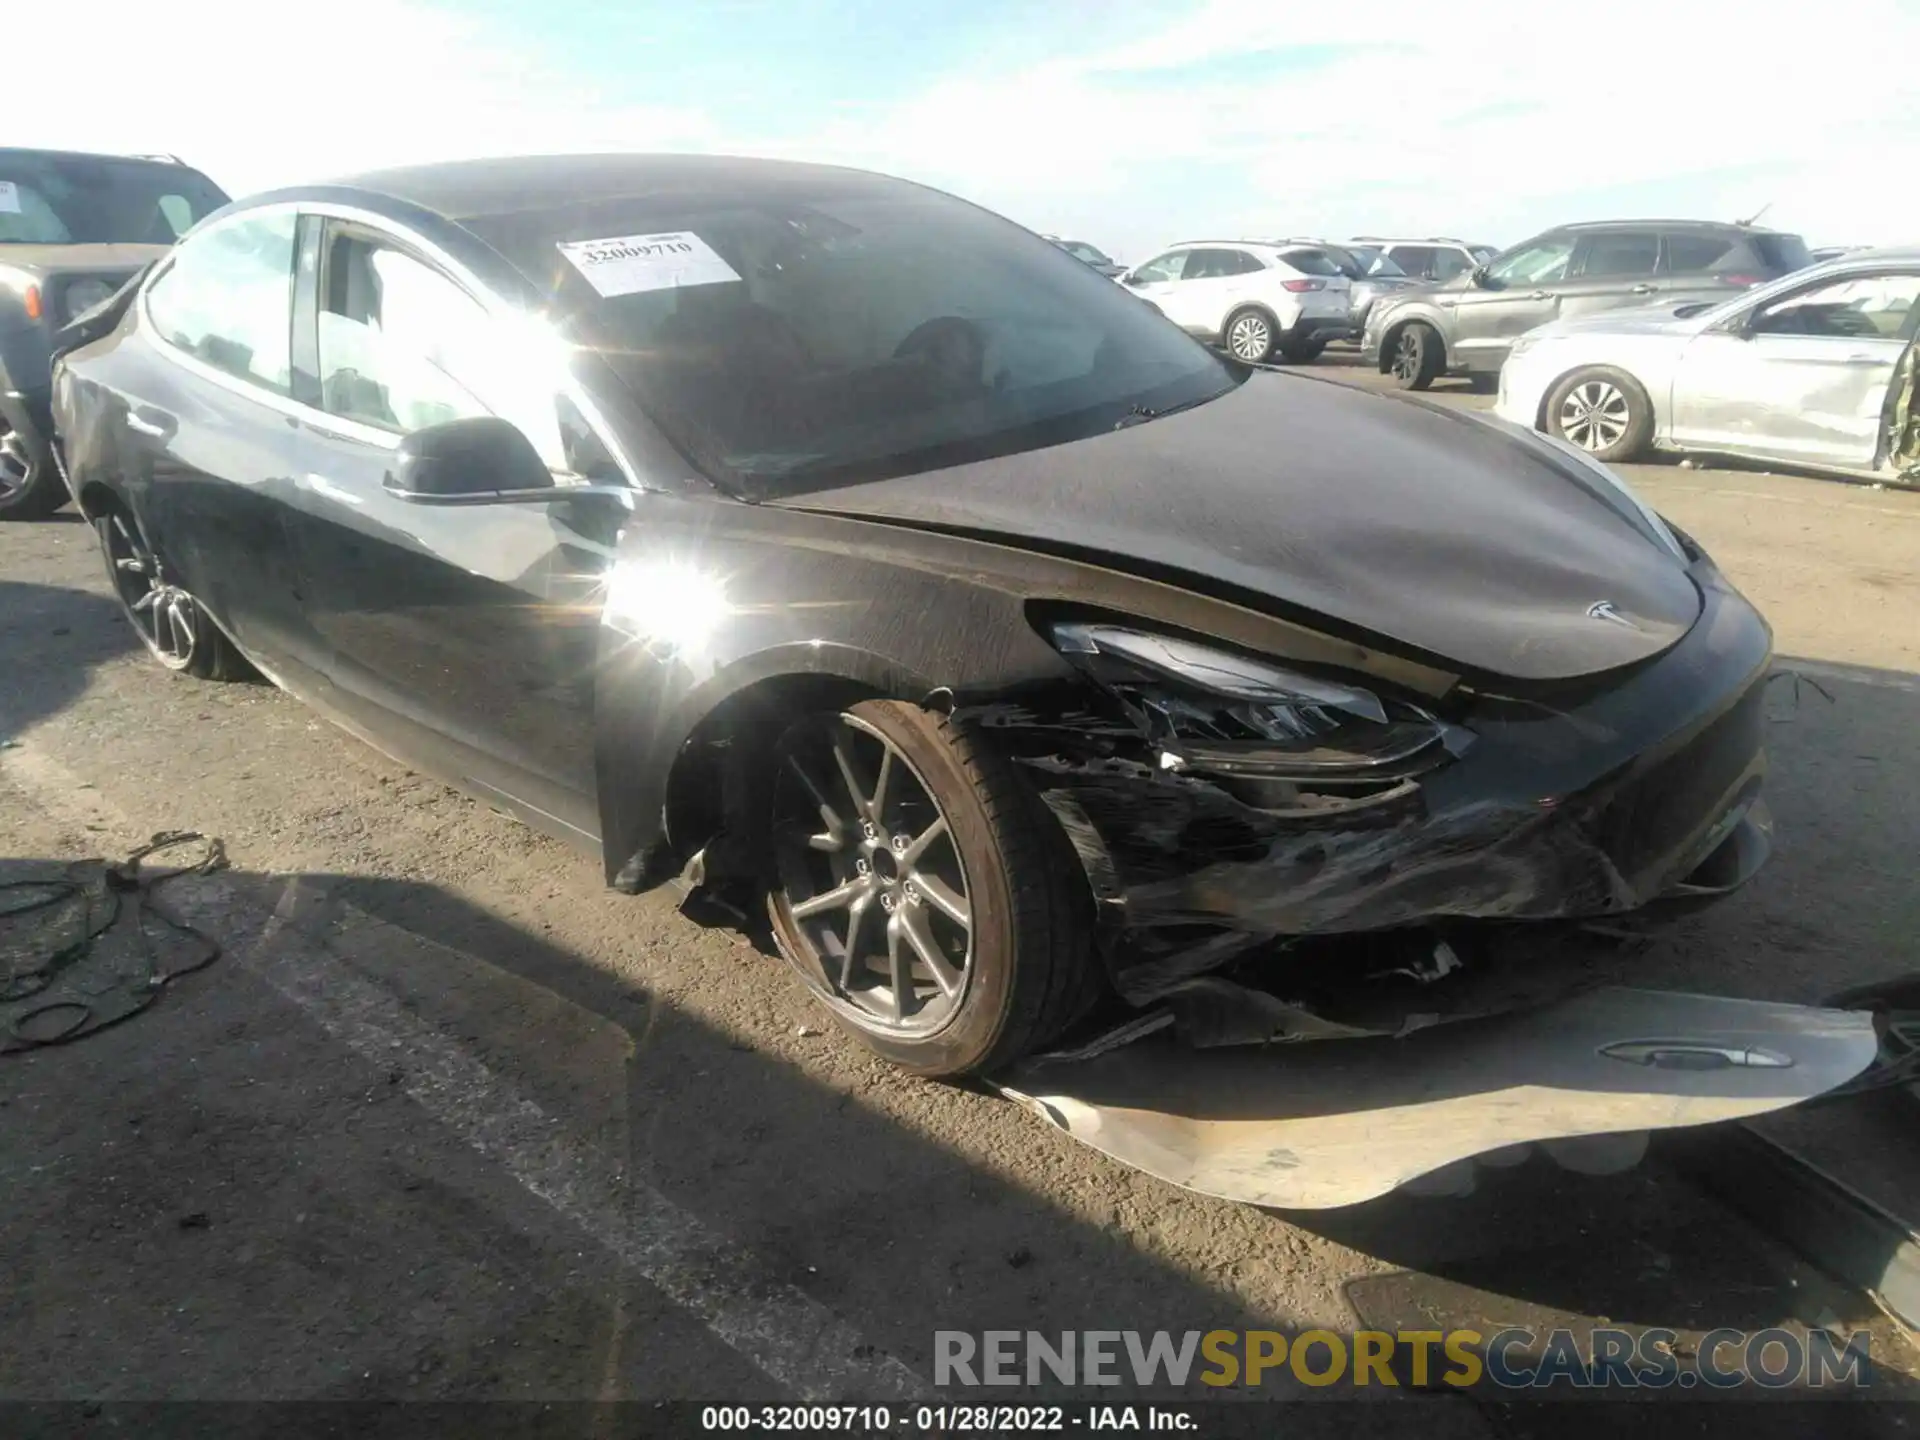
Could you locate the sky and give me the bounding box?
[17,0,1920,263]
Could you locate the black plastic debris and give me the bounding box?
[1,831,226,1054]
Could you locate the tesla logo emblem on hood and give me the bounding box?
[1586,601,1641,631]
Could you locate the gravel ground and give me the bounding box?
[3,362,1918,1431]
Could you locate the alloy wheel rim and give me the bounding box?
[1560,380,1630,451]
[1392,331,1422,380]
[0,420,31,500]
[1229,315,1270,360]
[772,713,973,1036]
[99,513,198,670]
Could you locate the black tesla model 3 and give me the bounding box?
[50,155,1775,1076]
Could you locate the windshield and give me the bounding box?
[0,153,228,245]
[505,182,1240,497]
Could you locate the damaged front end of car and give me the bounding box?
[954,555,1775,1045]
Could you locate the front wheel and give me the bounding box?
[1387,322,1443,390]
[1545,367,1653,463]
[766,700,1096,1076]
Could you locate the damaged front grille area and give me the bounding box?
[954,597,1771,1017]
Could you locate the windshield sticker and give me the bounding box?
[556,231,741,298]
[0,182,21,214]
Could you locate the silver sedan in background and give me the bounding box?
[1495,247,1920,481]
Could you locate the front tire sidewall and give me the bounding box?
[767,701,1024,1076]
[1388,323,1443,390]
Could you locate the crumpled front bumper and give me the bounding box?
[989,557,1774,1007]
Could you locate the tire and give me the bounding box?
[1544,366,1654,464]
[766,699,1096,1076]
[94,502,250,681]
[1222,307,1277,364]
[0,415,67,521]
[1280,334,1328,363]
[1386,321,1443,390]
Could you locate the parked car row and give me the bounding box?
[1361,220,1814,391]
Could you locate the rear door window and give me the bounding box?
[1573,232,1660,279]
[144,212,298,395]
[1663,233,1741,274]
[1389,245,1440,279]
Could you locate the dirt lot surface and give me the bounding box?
[4,360,1918,1433]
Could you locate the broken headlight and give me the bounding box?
[1047,622,1467,788]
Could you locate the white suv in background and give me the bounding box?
[1116,240,1352,363]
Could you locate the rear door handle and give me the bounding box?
[125,409,173,440]
[1630,283,1657,295]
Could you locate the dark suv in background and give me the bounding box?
[0,149,229,518]
[1361,220,1813,391]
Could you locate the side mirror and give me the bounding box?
[1468,265,1492,289]
[384,416,554,505]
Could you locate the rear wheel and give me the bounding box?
[1223,307,1277,364]
[1387,322,1443,390]
[1545,367,1653,463]
[0,415,65,521]
[95,504,249,681]
[766,700,1095,1076]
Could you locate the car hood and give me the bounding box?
[0,242,173,279]
[770,372,1703,682]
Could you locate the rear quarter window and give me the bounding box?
[1752,233,1813,274]
[1663,233,1741,273]
[1278,249,1342,277]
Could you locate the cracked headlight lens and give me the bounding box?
[1046,622,1464,775]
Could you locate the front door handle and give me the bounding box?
[1528,290,1552,300]
[125,409,172,439]
[1630,283,1657,295]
